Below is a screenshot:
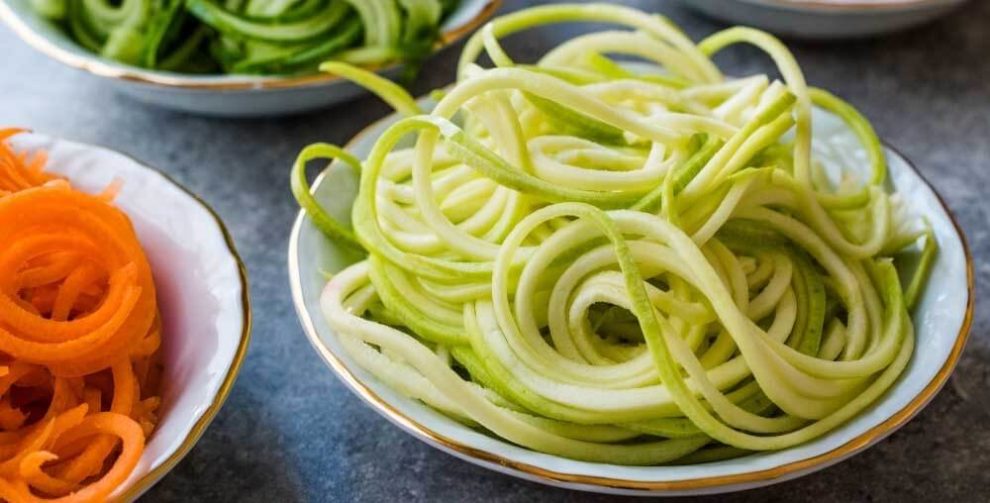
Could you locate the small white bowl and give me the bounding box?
[676,0,968,39]
[0,0,500,116]
[9,133,252,500]
[288,100,973,496]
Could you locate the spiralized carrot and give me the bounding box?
[0,130,57,194]
[0,130,163,502]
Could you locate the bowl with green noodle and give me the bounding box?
[287,4,973,495]
[0,0,501,116]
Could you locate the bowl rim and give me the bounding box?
[286,115,974,493]
[27,136,254,501]
[0,0,501,91]
[734,0,965,13]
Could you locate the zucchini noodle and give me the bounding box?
[295,3,937,464]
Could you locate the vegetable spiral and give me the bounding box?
[30,0,458,75]
[295,4,936,464]
[0,185,157,377]
[0,129,163,500]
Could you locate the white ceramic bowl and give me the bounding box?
[0,0,500,116]
[676,0,968,39]
[9,133,251,500]
[288,100,973,496]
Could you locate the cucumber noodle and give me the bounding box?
[293,4,937,464]
[29,0,457,74]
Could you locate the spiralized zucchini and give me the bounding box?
[295,3,937,464]
[31,0,456,74]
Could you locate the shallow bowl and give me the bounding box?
[675,0,968,39]
[288,99,972,496]
[0,0,500,116]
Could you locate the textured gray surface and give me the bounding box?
[1,0,988,501]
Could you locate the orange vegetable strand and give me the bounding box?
[0,130,164,501]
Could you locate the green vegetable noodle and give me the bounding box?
[31,0,457,74]
[294,4,937,464]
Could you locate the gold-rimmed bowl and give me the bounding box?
[9,133,252,500]
[676,0,968,39]
[0,0,500,116]
[287,98,973,496]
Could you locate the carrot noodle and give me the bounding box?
[0,130,58,194]
[0,131,164,501]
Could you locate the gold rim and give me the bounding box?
[0,0,501,91]
[52,140,255,502]
[287,120,974,493]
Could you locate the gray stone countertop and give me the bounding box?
[1,0,987,501]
